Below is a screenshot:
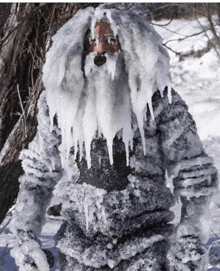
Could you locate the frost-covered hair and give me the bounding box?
[43,6,171,167]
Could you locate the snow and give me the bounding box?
[1,11,220,271]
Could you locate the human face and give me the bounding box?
[85,21,121,55]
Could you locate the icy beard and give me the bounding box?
[74,51,134,168]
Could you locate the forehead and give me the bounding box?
[94,21,114,35]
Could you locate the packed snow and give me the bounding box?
[1,11,220,271]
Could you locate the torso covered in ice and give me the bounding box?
[11,81,217,271]
[50,87,204,239]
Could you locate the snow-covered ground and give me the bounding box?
[1,15,220,271]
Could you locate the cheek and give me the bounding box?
[85,41,96,53]
[108,44,121,53]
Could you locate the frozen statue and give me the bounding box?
[10,6,218,271]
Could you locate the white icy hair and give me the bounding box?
[43,6,171,167]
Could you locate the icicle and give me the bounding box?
[159,85,164,98]
[147,99,155,121]
[106,52,118,80]
[137,112,147,155]
[102,206,107,225]
[85,140,92,168]
[90,16,96,40]
[121,113,133,166]
[124,139,130,167]
[79,139,84,161]
[167,83,172,104]
[106,138,114,165]
[105,9,118,37]
[95,37,99,49]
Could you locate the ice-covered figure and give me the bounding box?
[10,6,218,271]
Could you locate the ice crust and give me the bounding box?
[42,6,171,168]
[168,236,209,271]
[54,172,175,238]
[56,219,164,269]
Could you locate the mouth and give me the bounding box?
[94,54,106,67]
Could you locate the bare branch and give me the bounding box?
[162,43,182,56]
[164,27,211,46]
[151,18,174,27]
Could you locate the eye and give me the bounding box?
[87,35,98,45]
[89,38,96,45]
[110,38,117,45]
[107,35,118,45]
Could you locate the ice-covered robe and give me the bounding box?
[11,88,218,271]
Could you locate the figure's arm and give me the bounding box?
[158,89,218,270]
[10,91,62,271]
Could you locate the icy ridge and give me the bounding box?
[57,229,164,269]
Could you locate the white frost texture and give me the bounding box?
[42,6,171,168]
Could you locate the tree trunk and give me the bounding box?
[0,3,99,224]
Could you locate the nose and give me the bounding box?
[95,41,108,54]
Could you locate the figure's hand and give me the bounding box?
[10,230,54,271]
[168,236,208,271]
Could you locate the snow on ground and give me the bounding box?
[1,15,220,270]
